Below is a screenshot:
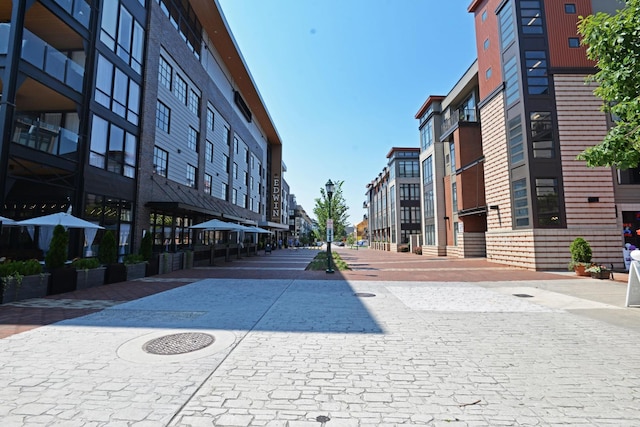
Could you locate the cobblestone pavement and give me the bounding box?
[0,248,639,426]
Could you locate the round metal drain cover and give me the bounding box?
[143,332,215,355]
[354,292,376,298]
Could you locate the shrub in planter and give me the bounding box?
[46,225,76,295]
[72,258,105,290]
[0,259,49,304]
[124,254,146,280]
[99,231,126,284]
[98,230,118,265]
[139,232,153,262]
[568,237,592,276]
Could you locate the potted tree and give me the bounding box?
[139,231,158,276]
[568,237,593,276]
[72,257,105,290]
[99,230,126,284]
[0,259,49,304]
[46,225,77,294]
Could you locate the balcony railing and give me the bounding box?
[53,0,91,28]
[21,28,85,92]
[441,108,478,135]
[12,116,79,159]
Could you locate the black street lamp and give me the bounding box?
[325,179,335,274]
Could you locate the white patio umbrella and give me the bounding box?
[189,218,247,231]
[16,212,104,254]
[242,225,272,234]
[0,215,16,226]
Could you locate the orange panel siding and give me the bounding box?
[471,0,504,101]
[544,0,595,69]
[554,74,616,227]
[479,93,512,231]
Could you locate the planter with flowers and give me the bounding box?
[568,237,593,276]
[585,264,611,280]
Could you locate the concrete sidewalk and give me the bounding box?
[1,248,639,425]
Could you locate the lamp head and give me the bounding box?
[325,179,335,197]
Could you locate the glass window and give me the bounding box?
[221,182,228,200]
[481,10,487,22]
[568,37,580,48]
[486,67,492,80]
[422,156,433,185]
[204,173,212,195]
[90,114,137,177]
[187,127,198,151]
[424,224,435,245]
[188,89,200,116]
[508,115,524,164]
[233,162,238,179]
[116,7,133,62]
[100,0,118,50]
[223,154,229,173]
[452,182,458,212]
[530,112,554,158]
[520,0,543,34]
[175,74,187,104]
[206,141,213,163]
[156,101,170,133]
[207,108,214,131]
[153,146,168,177]
[158,56,172,90]
[223,126,230,145]
[525,51,549,95]
[186,164,196,188]
[483,38,490,50]
[565,3,576,13]
[398,160,419,178]
[131,21,144,74]
[449,142,456,172]
[513,178,529,227]
[504,55,520,105]
[112,68,128,117]
[95,55,113,107]
[536,178,560,226]
[232,188,237,204]
[424,190,434,218]
[499,1,515,49]
[90,115,109,168]
[420,120,433,151]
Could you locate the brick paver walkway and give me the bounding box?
[0,247,638,426]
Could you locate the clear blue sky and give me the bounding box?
[217,0,478,226]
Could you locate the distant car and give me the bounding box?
[336,241,345,246]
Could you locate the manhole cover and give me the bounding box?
[354,292,376,298]
[143,332,215,355]
[513,293,533,298]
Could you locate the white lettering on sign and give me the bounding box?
[272,176,281,220]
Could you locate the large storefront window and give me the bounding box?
[84,194,133,259]
[623,211,640,248]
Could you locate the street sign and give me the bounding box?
[326,219,333,230]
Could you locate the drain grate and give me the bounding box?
[354,292,376,298]
[143,332,215,355]
[513,293,533,298]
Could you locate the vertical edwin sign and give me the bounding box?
[271,176,280,221]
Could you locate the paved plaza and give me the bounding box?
[0,248,639,426]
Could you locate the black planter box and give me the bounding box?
[48,267,78,295]
[105,263,127,284]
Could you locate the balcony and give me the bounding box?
[12,116,79,159]
[0,24,84,93]
[21,27,84,92]
[441,108,478,139]
[53,0,91,28]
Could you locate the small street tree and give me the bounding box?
[577,0,640,169]
[313,180,349,242]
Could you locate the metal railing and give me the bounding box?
[441,108,478,135]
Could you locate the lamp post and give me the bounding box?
[325,179,335,274]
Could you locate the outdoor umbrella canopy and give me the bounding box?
[242,225,272,234]
[16,212,104,254]
[0,215,16,225]
[189,218,247,231]
[16,212,104,229]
